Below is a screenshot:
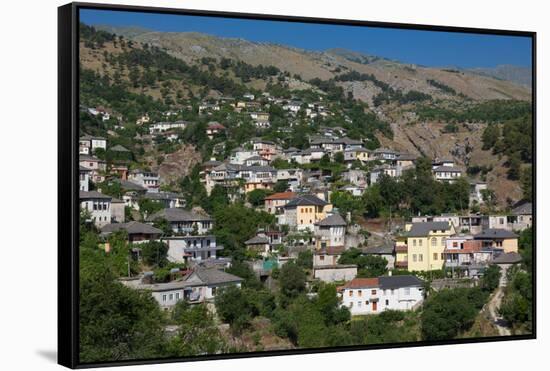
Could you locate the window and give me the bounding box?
[441,253,445,260]
[169,294,173,300]
[162,295,167,302]
[349,302,353,308]
[320,255,325,261]
[357,301,362,307]
[413,239,416,247]
[385,299,389,306]
[358,290,362,297]
[391,289,395,295]
[211,287,217,296]
[371,289,377,295]
[413,254,417,262]
[419,239,423,246]
[404,288,411,295]
[431,237,437,246]
[175,293,180,300]
[453,242,458,248]
[349,290,353,297]
[419,254,423,262]
[433,253,438,261]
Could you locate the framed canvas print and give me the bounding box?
[58,2,536,368]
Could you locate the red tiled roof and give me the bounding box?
[264,192,297,200]
[207,122,226,130]
[341,277,379,289]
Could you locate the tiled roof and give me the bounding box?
[378,275,423,289]
[341,278,379,289]
[315,213,346,227]
[264,192,297,200]
[512,202,532,215]
[147,208,211,222]
[407,222,451,237]
[101,221,162,235]
[475,229,518,239]
[492,252,522,264]
[285,194,328,207]
[245,235,270,245]
[79,190,111,200]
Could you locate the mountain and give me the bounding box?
[81,23,532,205]
[94,25,531,102]
[467,65,532,88]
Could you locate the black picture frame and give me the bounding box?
[58,2,537,369]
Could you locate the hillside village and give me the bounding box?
[78,24,534,362]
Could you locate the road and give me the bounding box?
[486,268,511,336]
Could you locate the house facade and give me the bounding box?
[164,235,223,262]
[147,208,213,235]
[80,190,112,227]
[405,221,456,271]
[283,194,333,231]
[339,275,424,315]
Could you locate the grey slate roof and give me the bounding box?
[315,213,347,227]
[245,235,270,245]
[475,229,518,239]
[433,166,462,173]
[190,267,244,285]
[119,180,147,192]
[378,275,423,289]
[144,192,183,201]
[364,242,394,255]
[147,208,211,222]
[512,202,532,215]
[110,144,130,152]
[285,194,328,207]
[79,190,111,200]
[492,252,522,264]
[407,222,452,237]
[101,221,162,235]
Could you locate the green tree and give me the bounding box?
[279,262,307,299]
[167,301,227,356]
[247,189,273,207]
[80,269,167,362]
[138,240,168,267]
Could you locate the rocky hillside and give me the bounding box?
[95,25,531,103]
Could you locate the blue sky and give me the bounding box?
[80,9,532,69]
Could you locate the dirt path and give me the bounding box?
[486,278,511,336]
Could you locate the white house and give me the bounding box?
[314,213,347,249]
[79,135,107,154]
[339,275,424,315]
[79,166,91,192]
[433,166,463,183]
[128,170,160,193]
[123,267,243,309]
[147,208,213,235]
[229,148,259,165]
[370,164,400,184]
[79,190,112,227]
[149,120,189,134]
[164,235,223,263]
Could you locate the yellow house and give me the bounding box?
[356,148,373,162]
[284,194,333,231]
[405,221,456,271]
[474,229,518,253]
